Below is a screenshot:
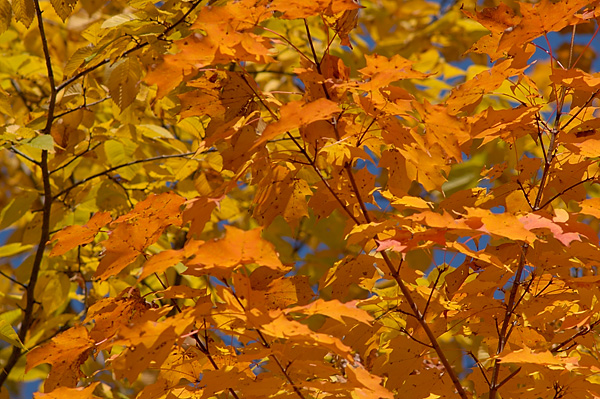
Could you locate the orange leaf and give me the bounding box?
[345,365,394,399]
[253,99,341,148]
[26,325,94,391]
[49,212,111,256]
[359,54,429,91]
[498,0,590,53]
[498,348,562,366]
[578,198,600,219]
[33,382,100,399]
[184,226,287,278]
[270,0,361,19]
[284,299,373,325]
[95,193,185,280]
[255,311,354,360]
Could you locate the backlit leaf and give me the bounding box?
[50,0,78,21]
[50,212,111,256]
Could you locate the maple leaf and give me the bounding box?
[26,326,94,391]
[184,226,288,278]
[253,98,341,148]
[49,211,112,256]
[6,0,600,398]
[95,193,185,280]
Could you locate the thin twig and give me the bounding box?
[304,19,321,72]
[50,142,102,175]
[55,0,204,93]
[0,271,26,289]
[516,180,535,211]
[537,176,596,210]
[551,319,600,353]
[221,279,307,399]
[54,97,111,119]
[468,352,490,386]
[423,266,446,318]
[10,147,40,165]
[495,366,521,390]
[560,89,599,131]
[53,152,200,199]
[488,244,529,399]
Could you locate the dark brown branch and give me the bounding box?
[0,0,57,388]
[551,319,600,353]
[304,19,321,72]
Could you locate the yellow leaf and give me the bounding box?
[12,0,33,28]
[0,318,24,349]
[0,0,11,34]
[498,348,562,366]
[50,0,78,21]
[0,243,33,259]
[107,57,142,110]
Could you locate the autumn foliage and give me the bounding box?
[2,0,600,398]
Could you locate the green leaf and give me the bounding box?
[24,135,54,151]
[0,318,24,349]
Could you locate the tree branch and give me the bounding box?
[221,279,307,399]
[53,152,201,199]
[0,0,57,388]
[301,22,469,398]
